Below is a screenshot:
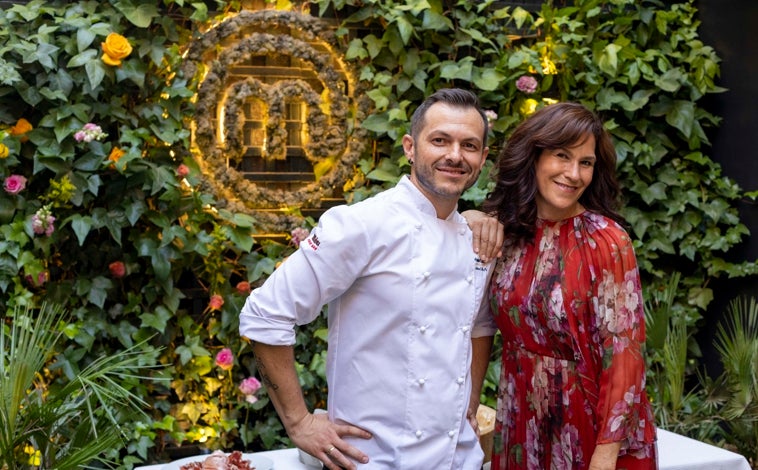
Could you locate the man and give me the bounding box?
[239,88,496,470]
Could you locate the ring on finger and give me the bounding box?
[326,445,336,455]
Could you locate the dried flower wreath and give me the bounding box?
[182,10,371,231]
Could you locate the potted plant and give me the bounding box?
[0,303,161,469]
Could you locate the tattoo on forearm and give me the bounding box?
[253,350,279,391]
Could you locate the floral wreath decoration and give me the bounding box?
[183,10,372,232]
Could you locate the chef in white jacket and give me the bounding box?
[240,88,499,470]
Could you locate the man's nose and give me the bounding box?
[448,143,463,161]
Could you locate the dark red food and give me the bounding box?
[179,451,256,470]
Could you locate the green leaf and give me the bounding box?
[70,214,93,246]
[598,43,622,76]
[88,276,113,308]
[655,67,684,93]
[345,38,367,60]
[116,58,146,88]
[35,42,59,70]
[367,88,389,110]
[76,28,96,52]
[666,101,695,139]
[124,199,146,226]
[140,306,172,332]
[363,35,383,59]
[393,16,414,45]
[440,59,473,81]
[230,226,254,252]
[67,49,98,68]
[151,247,173,281]
[473,68,505,91]
[361,113,392,134]
[688,287,713,310]
[421,10,452,31]
[85,59,106,90]
[116,1,159,28]
[641,182,667,204]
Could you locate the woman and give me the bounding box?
[476,102,657,469]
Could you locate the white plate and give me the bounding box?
[161,453,273,470]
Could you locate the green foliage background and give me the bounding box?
[0,0,755,466]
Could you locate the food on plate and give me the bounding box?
[179,450,256,470]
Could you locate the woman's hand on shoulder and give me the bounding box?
[461,210,504,263]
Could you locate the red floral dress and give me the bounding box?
[490,212,657,470]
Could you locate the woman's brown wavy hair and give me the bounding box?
[482,102,624,245]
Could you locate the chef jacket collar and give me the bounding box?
[398,175,460,222]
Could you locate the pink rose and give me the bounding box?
[239,376,261,396]
[109,261,126,278]
[215,348,234,370]
[4,174,27,194]
[177,164,190,177]
[209,294,224,311]
[236,281,251,295]
[516,75,539,94]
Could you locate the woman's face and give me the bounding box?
[534,134,596,221]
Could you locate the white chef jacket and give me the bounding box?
[239,176,497,469]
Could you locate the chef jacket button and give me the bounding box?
[458,228,466,235]
[415,223,422,230]
[466,275,473,283]
[448,430,456,438]
[419,325,427,333]
[461,326,470,333]
[423,271,430,278]
[418,378,426,386]
[415,430,423,438]
[456,376,464,384]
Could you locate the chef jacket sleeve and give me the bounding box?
[240,204,371,345]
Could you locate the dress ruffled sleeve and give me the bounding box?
[584,218,654,450]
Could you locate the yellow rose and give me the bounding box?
[10,118,32,142]
[0,143,8,159]
[101,33,132,66]
[108,147,126,165]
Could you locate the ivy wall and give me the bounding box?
[0,0,756,466]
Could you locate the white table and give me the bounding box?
[136,429,753,469]
[656,428,752,470]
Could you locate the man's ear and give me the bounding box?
[402,134,415,163]
[479,146,490,171]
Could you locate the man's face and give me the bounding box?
[403,102,488,217]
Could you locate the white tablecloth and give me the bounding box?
[135,429,753,469]
[656,428,752,470]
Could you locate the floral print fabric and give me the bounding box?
[490,212,657,470]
